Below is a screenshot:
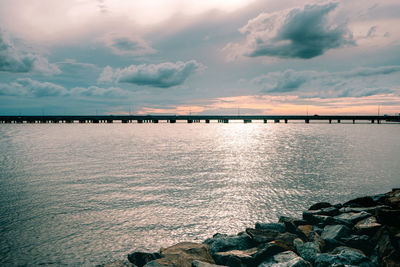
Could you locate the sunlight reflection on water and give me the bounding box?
[0,123,399,265]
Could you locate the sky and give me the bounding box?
[0,0,400,115]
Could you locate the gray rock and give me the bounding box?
[213,247,257,266]
[333,211,371,225]
[295,241,320,263]
[278,216,308,227]
[314,246,375,267]
[252,242,286,264]
[246,228,279,244]
[204,233,254,255]
[309,202,332,211]
[100,260,134,267]
[302,212,335,226]
[354,216,381,235]
[304,207,340,217]
[259,251,312,267]
[321,224,351,241]
[343,196,377,208]
[128,252,161,267]
[272,232,299,251]
[255,222,286,233]
[192,260,227,267]
[341,235,374,254]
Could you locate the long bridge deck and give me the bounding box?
[0,115,399,124]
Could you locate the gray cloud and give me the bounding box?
[99,60,204,88]
[254,65,400,97]
[0,78,68,97]
[100,34,156,56]
[70,86,129,98]
[236,2,354,59]
[0,30,60,74]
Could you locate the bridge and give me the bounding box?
[0,115,399,124]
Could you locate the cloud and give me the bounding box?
[100,34,156,56]
[0,78,67,97]
[254,65,400,97]
[98,60,205,88]
[0,30,60,74]
[70,86,129,98]
[230,2,354,59]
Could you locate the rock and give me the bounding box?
[372,228,400,267]
[259,251,312,267]
[314,246,374,267]
[295,241,320,263]
[333,211,371,225]
[321,224,351,242]
[255,222,286,233]
[148,242,214,267]
[278,216,308,227]
[302,212,335,226]
[309,202,332,211]
[251,243,286,264]
[245,228,279,244]
[339,205,390,214]
[213,248,257,267]
[271,232,299,251]
[204,233,254,255]
[341,235,375,255]
[354,216,381,235]
[191,260,227,267]
[343,196,377,208]
[297,225,313,240]
[100,260,134,267]
[304,207,340,217]
[128,252,161,267]
[376,207,400,227]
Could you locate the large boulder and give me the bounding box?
[203,233,254,256]
[245,228,279,244]
[213,248,257,267]
[314,246,374,267]
[354,216,381,235]
[308,202,332,211]
[271,232,299,251]
[341,235,375,255]
[145,242,214,267]
[255,222,286,233]
[259,251,312,267]
[343,196,377,208]
[294,239,320,264]
[333,211,371,225]
[128,252,161,267]
[321,224,351,241]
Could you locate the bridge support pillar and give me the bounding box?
[377,120,380,124]
[244,119,252,123]
[264,119,267,123]
[329,119,331,124]
[353,120,355,124]
[274,119,280,123]
[137,120,143,123]
[337,119,341,123]
[187,119,193,123]
[152,119,159,123]
[223,119,229,123]
[121,119,128,123]
[371,120,374,123]
[107,120,113,123]
[169,119,176,123]
[284,119,288,123]
[305,119,309,123]
[205,119,210,123]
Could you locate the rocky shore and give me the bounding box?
[102,189,400,267]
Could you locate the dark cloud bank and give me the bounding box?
[239,2,354,59]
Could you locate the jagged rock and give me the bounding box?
[309,202,332,211]
[372,227,400,267]
[333,211,371,225]
[314,246,374,267]
[191,260,227,267]
[278,216,308,227]
[245,228,279,243]
[382,189,400,209]
[146,242,214,267]
[321,224,351,241]
[297,225,313,240]
[259,251,312,267]
[341,235,375,255]
[343,196,377,208]
[251,243,286,265]
[354,216,381,235]
[128,252,161,267]
[295,239,320,264]
[271,232,299,251]
[376,207,400,227]
[100,260,134,267]
[302,212,335,226]
[204,233,254,255]
[255,222,286,233]
[213,248,257,267]
[304,207,340,217]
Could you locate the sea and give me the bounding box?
[0,122,399,266]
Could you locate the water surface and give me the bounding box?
[0,123,399,265]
